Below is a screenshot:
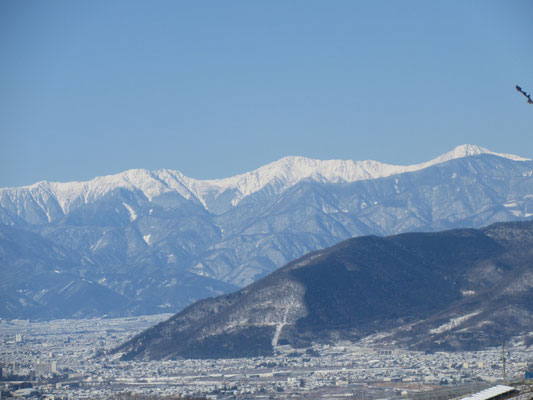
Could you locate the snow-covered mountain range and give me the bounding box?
[1,144,529,221]
[1,144,533,319]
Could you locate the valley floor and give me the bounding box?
[1,316,532,399]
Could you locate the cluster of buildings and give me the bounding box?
[1,316,532,399]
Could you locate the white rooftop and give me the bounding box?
[460,385,517,400]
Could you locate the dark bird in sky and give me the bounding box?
[516,85,533,104]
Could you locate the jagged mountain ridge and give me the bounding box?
[114,220,533,360]
[1,145,533,319]
[1,144,529,221]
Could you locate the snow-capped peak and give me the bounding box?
[42,168,192,213]
[430,144,530,164]
[0,145,529,219]
[183,144,530,207]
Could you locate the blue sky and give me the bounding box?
[1,0,532,187]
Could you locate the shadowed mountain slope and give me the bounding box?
[113,220,533,360]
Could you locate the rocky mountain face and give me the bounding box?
[1,145,533,318]
[114,221,533,360]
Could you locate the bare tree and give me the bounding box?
[516,85,533,104]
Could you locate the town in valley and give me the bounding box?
[1,316,532,399]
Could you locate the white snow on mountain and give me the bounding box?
[122,202,137,222]
[0,144,530,218]
[187,144,530,206]
[0,168,198,215]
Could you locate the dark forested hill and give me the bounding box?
[113,220,533,359]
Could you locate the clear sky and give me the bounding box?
[1,0,532,187]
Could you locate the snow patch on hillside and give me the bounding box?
[429,311,481,334]
[122,202,137,222]
[143,234,152,246]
